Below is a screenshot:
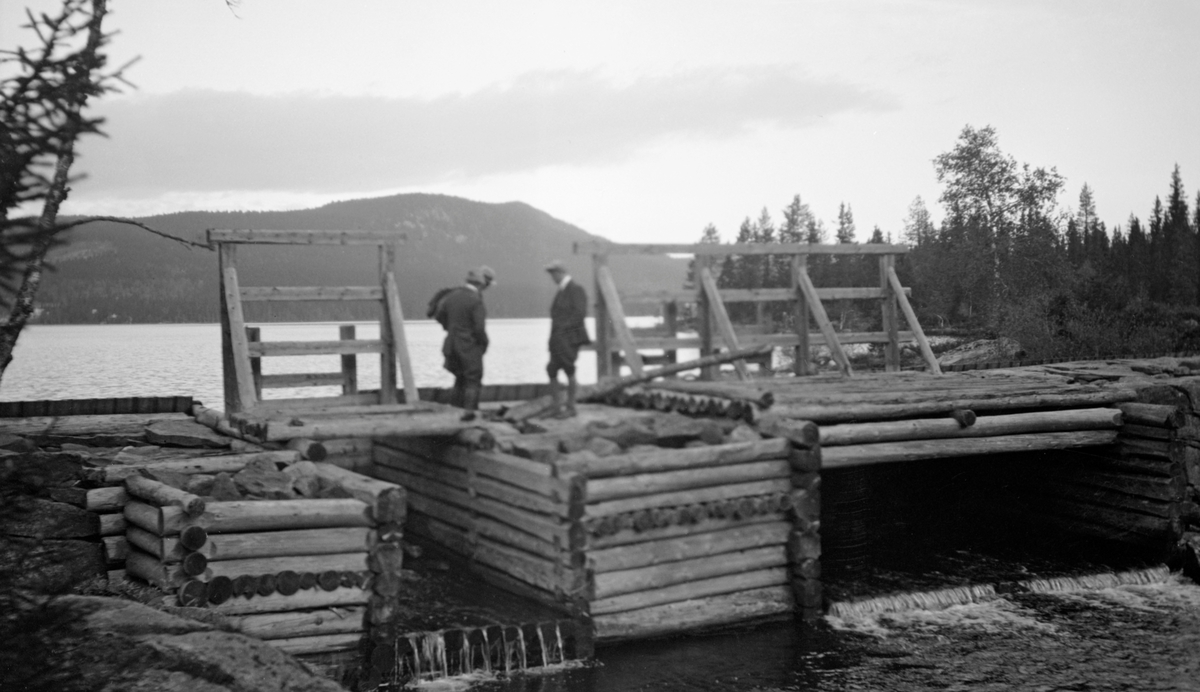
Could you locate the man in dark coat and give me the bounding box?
[544,260,590,418]
[434,266,495,410]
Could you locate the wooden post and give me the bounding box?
[699,266,751,380]
[791,255,811,376]
[886,266,942,375]
[339,325,358,395]
[218,243,258,412]
[663,301,678,373]
[384,265,419,404]
[880,255,900,372]
[795,261,852,377]
[378,245,399,403]
[699,257,715,381]
[246,326,263,399]
[594,252,611,380]
[596,265,645,377]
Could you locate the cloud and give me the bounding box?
[77,67,896,196]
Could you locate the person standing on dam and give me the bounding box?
[434,266,495,411]
[544,260,590,418]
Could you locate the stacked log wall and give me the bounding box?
[372,416,822,643]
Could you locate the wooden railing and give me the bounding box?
[575,241,942,380]
[208,229,417,413]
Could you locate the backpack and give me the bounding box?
[426,287,455,319]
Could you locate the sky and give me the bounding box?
[4,0,1199,244]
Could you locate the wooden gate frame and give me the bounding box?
[576,241,942,381]
[208,229,418,413]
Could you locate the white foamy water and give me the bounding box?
[0,317,665,408]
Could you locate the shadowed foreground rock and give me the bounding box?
[21,595,346,692]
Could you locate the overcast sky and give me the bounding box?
[5,0,1198,243]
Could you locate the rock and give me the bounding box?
[208,473,243,501]
[36,596,344,692]
[557,436,590,454]
[650,414,709,446]
[185,474,216,496]
[2,452,85,488]
[585,437,622,457]
[145,420,232,449]
[936,337,1024,367]
[0,536,104,591]
[145,469,190,491]
[684,440,710,448]
[233,465,296,500]
[0,432,37,453]
[725,424,762,443]
[509,437,561,463]
[625,444,661,455]
[587,420,657,449]
[315,476,352,499]
[0,496,99,539]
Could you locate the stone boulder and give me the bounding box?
[4,595,346,692]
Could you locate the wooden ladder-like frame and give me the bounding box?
[579,242,942,381]
[209,229,418,413]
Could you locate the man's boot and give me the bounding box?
[563,376,578,418]
[547,379,563,418]
[449,378,465,408]
[463,385,481,412]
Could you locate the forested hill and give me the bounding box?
[36,193,687,323]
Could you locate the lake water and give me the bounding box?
[0,318,673,408]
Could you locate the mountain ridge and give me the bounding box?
[35,193,687,323]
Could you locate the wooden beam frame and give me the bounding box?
[698,266,751,380]
[596,265,645,377]
[887,266,942,375]
[794,261,852,377]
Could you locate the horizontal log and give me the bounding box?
[268,632,363,655]
[375,440,558,491]
[208,228,403,245]
[577,240,907,255]
[86,486,129,512]
[301,462,406,523]
[641,381,775,409]
[592,584,794,642]
[132,525,373,562]
[125,475,206,516]
[0,412,190,442]
[587,521,792,572]
[586,460,790,503]
[509,344,772,421]
[1118,437,1177,459]
[406,511,572,567]
[1035,479,1178,519]
[240,285,383,302]
[102,535,128,563]
[99,512,126,536]
[556,439,789,478]
[209,585,369,614]
[100,451,302,483]
[585,479,795,517]
[818,408,1123,446]
[1032,496,1172,537]
[1117,402,1185,429]
[377,469,577,549]
[1120,424,1173,440]
[590,567,789,615]
[125,548,187,589]
[771,391,1139,422]
[229,607,366,640]
[587,513,785,550]
[821,431,1119,469]
[1039,467,1184,502]
[124,498,372,536]
[251,339,384,358]
[206,553,369,580]
[594,545,788,599]
[260,411,474,442]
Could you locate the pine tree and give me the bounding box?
[835,203,856,243]
[902,196,935,247]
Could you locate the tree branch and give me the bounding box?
[53,216,212,250]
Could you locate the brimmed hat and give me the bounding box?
[544,260,567,273]
[466,265,496,285]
